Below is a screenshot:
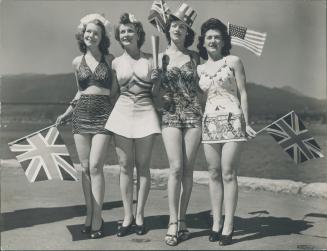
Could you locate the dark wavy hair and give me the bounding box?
[75,19,110,55]
[165,15,195,48]
[197,18,231,60]
[115,13,145,49]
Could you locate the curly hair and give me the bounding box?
[75,19,110,55]
[114,13,145,49]
[164,15,195,49]
[197,18,231,60]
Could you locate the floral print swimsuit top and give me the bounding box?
[198,57,242,115]
[161,55,202,118]
[77,55,111,91]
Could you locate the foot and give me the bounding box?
[135,224,146,235]
[117,216,134,237]
[177,219,190,241]
[90,220,104,239]
[81,225,91,234]
[81,215,92,234]
[219,228,234,246]
[208,226,223,242]
[165,222,178,246]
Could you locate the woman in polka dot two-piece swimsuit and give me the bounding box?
[197,18,256,246]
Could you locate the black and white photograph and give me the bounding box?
[0,0,326,250]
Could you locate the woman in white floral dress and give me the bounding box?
[197,18,256,246]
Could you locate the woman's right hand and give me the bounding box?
[151,68,162,82]
[56,114,67,126]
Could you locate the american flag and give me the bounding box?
[148,0,171,32]
[8,126,78,182]
[264,111,324,164]
[228,23,267,56]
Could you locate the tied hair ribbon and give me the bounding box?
[78,13,111,37]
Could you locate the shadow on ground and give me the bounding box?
[1,206,316,245]
[0,200,125,232]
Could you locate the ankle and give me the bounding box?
[222,225,234,235]
[167,222,178,234]
[122,215,134,226]
[135,214,144,225]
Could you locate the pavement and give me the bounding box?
[1,163,327,250]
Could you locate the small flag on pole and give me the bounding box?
[148,0,171,32]
[8,125,78,182]
[260,111,324,164]
[228,22,267,56]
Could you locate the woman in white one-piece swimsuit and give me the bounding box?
[105,13,160,237]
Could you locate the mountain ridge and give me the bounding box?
[1,73,326,122]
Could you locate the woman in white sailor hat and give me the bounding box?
[56,13,114,239]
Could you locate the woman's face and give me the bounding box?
[83,23,102,48]
[119,23,138,48]
[169,20,188,43]
[204,29,224,55]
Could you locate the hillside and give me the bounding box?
[1,73,77,104]
[1,73,326,123]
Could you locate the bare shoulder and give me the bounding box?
[72,55,83,69]
[226,55,243,67]
[187,50,200,64]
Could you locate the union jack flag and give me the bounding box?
[264,111,324,164]
[148,0,171,32]
[228,23,267,56]
[8,126,78,182]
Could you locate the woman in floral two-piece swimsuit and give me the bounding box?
[197,18,256,246]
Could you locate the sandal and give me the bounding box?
[165,222,178,246]
[178,219,191,241]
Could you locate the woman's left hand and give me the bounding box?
[245,125,257,139]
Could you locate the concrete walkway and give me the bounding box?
[1,165,327,250]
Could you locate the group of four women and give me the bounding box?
[56,3,256,246]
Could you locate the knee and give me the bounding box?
[119,162,133,177]
[89,160,103,176]
[80,162,90,176]
[169,162,183,179]
[208,165,221,181]
[222,168,237,183]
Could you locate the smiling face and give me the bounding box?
[83,22,102,48]
[119,23,138,48]
[169,20,188,43]
[203,29,224,55]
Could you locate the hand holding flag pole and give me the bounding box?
[151,35,160,69]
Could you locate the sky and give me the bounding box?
[0,0,326,99]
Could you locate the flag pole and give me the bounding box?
[8,123,57,146]
[256,111,294,135]
[160,0,166,23]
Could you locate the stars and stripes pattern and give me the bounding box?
[148,0,171,32]
[228,23,267,56]
[8,126,78,182]
[264,111,324,164]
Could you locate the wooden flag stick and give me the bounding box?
[8,123,57,146]
[256,110,294,135]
